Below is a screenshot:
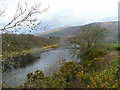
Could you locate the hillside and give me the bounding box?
[35,26,81,38]
[36,21,118,43]
[2,34,57,59]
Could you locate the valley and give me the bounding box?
[1,21,119,88]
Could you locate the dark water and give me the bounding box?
[2,48,76,87]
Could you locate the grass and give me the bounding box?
[105,43,120,68]
[105,43,119,49]
[101,43,119,69]
[110,55,120,68]
[101,43,120,53]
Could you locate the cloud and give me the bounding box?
[38,0,118,29]
[0,0,119,33]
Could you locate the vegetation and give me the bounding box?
[18,25,120,88]
[70,25,108,67]
[21,58,119,88]
[2,33,58,59]
[104,43,120,51]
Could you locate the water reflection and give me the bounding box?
[2,52,41,71]
[2,49,75,87]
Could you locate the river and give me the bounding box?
[2,48,77,87]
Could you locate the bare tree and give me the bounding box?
[70,25,108,63]
[0,1,48,33]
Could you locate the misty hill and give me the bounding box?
[36,21,118,43]
[35,26,81,38]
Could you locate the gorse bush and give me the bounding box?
[78,49,107,71]
[23,61,120,88]
[76,67,120,88]
[81,49,107,62]
[24,70,66,88]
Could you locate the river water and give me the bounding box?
[2,48,77,87]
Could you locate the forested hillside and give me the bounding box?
[2,34,58,58]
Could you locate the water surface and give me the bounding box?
[2,48,75,87]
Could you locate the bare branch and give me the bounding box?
[0,8,5,16]
[0,2,48,33]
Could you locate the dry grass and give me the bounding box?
[100,51,118,70]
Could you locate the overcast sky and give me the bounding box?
[0,0,119,33]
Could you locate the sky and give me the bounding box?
[0,0,119,33]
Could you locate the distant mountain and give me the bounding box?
[35,26,81,38]
[35,21,118,43]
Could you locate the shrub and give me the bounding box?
[76,67,120,88]
[23,61,119,88]
[27,70,44,82]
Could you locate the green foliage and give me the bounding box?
[81,49,107,62]
[23,61,120,88]
[103,43,120,51]
[110,56,120,68]
[70,25,108,69]
[24,70,66,88]
[54,62,81,84]
[45,76,66,88]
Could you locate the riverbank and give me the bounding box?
[1,44,60,61]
